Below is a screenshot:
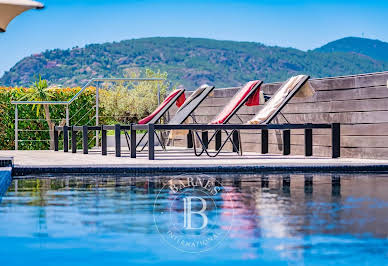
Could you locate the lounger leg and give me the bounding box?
[54,127,58,151]
[202,131,209,149]
[155,132,166,151]
[215,130,222,151]
[261,129,268,154]
[101,126,107,155]
[115,124,121,157]
[71,126,77,153]
[232,130,239,152]
[63,126,68,152]
[331,123,340,158]
[304,124,313,156]
[124,130,131,151]
[283,130,290,155]
[187,130,193,148]
[148,124,155,160]
[130,124,136,158]
[82,126,88,154]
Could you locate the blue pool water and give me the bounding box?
[0,173,387,265]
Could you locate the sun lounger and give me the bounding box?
[122,88,185,150]
[191,75,312,157]
[189,80,263,156]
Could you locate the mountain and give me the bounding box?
[1,37,388,89]
[315,37,388,62]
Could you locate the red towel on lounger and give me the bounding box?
[245,84,261,106]
[138,89,184,124]
[210,80,261,124]
[176,92,186,107]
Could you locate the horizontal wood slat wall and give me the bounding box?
[167,71,388,159]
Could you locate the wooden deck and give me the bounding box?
[1,148,388,176]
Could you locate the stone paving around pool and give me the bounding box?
[2,148,388,176]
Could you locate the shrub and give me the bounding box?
[99,69,172,124]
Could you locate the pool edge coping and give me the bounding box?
[12,164,388,176]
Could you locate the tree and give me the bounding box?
[20,75,56,150]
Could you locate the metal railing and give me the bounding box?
[11,77,166,150]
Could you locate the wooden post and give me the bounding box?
[187,130,193,148]
[71,126,77,153]
[215,131,221,151]
[115,124,121,157]
[130,123,137,158]
[82,126,88,154]
[304,124,313,156]
[54,127,58,151]
[148,124,155,160]
[202,131,208,149]
[332,123,340,158]
[232,130,239,152]
[283,130,290,155]
[101,126,107,156]
[63,126,68,152]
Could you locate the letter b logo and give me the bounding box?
[183,196,208,230]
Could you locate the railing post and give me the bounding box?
[63,126,68,152]
[65,104,69,126]
[304,123,313,156]
[101,126,107,156]
[187,130,193,148]
[115,124,121,157]
[201,131,208,149]
[54,126,59,151]
[148,124,155,160]
[283,130,291,155]
[71,126,77,153]
[332,123,340,158]
[65,104,69,149]
[95,85,99,148]
[14,105,18,150]
[261,129,268,154]
[157,82,161,106]
[83,126,88,154]
[215,130,221,151]
[130,123,137,158]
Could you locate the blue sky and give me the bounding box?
[0,0,387,76]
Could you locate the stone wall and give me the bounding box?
[168,71,388,159]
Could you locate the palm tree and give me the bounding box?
[21,75,56,149]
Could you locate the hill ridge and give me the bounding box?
[1,37,387,89]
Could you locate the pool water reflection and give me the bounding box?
[0,173,387,265]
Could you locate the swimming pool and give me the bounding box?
[0,173,387,265]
